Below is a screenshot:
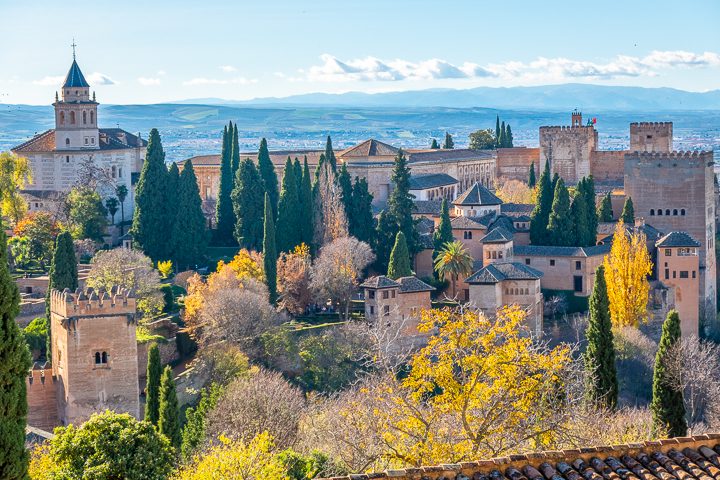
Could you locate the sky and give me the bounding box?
[1,0,719,105]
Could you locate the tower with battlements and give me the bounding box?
[539,112,598,184]
[630,122,673,153]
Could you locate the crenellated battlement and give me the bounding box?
[630,121,673,126]
[629,150,711,158]
[50,286,136,320]
[27,361,56,387]
[539,125,595,132]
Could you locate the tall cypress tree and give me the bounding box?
[430,139,439,149]
[171,160,208,269]
[263,193,278,303]
[131,128,169,262]
[374,210,397,274]
[158,365,181,449]
[387,231,413,279]
[442,132,454,149]
[215,123,236,245]
[570,192,590,248]
[46,231,78,319]
[258,138,279,222]
[388,149,418,257]
[583,176,599,243]
[293,157,303,194]
[505,124,514,147]
[530,160,553,245]
[338,162,353,220]
[230,123,240,181]
[145,343,161,426]
[433,199,454,267]
[621,197,635,225]
[299,158,314,248]
[551,172,560,194]
[598,193,613,222]
[584,265,618,410]
[324,135,337,172]
[350,177,375,246]
[231,158,264,251]
[166,163,180,238]
[495,115,501,147]
[547,178,574,246]
[651,309,687,437]
[0,218,32,479]
[276,158,301,252]
[528,162,536,188]
[498,121,506,148]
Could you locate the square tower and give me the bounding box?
[630,122,673,153]
[656,232,701,337]
[50,287,140,426]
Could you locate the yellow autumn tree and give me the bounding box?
[603,220,653,327]
[0,151,32,224]
[221,249,265,282]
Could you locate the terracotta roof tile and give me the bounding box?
[656,231,701,248]
[360,276,400,289]
[409,173,458,190]
[396,276,435,293]
[454,182,503,206]
[466,261,543,284]
[339,139,399,157]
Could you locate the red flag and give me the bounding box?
[592,117,597,124]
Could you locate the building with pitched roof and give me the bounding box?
[656,231,701,337]
[408,173,458,201]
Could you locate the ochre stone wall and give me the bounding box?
[590,150,626,184]
[540,126,597,184]
[658,246,700,337]
[496,147,540,184]
[26,367,59,431]
[630,122,673,153]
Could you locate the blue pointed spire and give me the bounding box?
[63,59,90,88]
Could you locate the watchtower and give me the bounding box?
[571,109,583,127]
[50,287,140,426]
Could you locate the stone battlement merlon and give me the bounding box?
[539,125,595,132]
[50,286,136,319]
[627,150,713,160]
[27,362,56,386]
[630,122,673,126]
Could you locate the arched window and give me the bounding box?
[60,112,65,125]
[83,111,87,124]
[70,111,75,124]
[111,166,116,178]
[658,209,663,216]
[665,209,670,216]
[681,209,686,216]
[101,352,108,364]
[673,209,678,216]
[650,209,655,216]
[65,138,70,146]
[90,111,94,124]
[94,352,101,364]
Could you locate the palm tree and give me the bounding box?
[116,184,128,236]
[433,240,474,299]
[105,197,119,225]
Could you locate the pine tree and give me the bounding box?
[171,160,208,269]
[145,343,162,426]
[232,158,265,251]
[651,309,687,437]
[430,138,440,149]
[442,132,454,149]
[505,124,514,147]
[350,177,375,246]
[158,365,181,449]
[276,158,301,252]
[0,217,32,479]
[324,135,338,172]
[131,128,169,262]
[387,231,413,279]
[338,161,353,220]
[584,265,618,410]
[495,115,501,147]
[258,138,279,222]
[547,178,574,246]
[374,210,397,274]
[299,158,314,248]
[530,160,553,245]
[528,162,536,188]
[598,192,613,222]
[570,192,590,248]
[387,150,418,256]
[230,123,240,181]
[499,121,506,148]
[433,199,454,271]
[215,123,236,245]
[621,197,635,225]
[263,193,278,303]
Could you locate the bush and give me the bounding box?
[160,284,175,313]
[24,317,48,356]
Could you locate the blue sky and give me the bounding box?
[1,0,719,104]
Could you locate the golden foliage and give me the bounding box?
[276,243,312,314]
[29,444,54,480]
[222,249,265,283]
[603,220,653,327]
[0,151,32,224]
[157,260,174,279]
[495,179,537,205]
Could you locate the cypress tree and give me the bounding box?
[0,217,32,479]
[433,198,453,254]
[231,158,264,251]
[430,138,440,149]
[570,192,590,248]
[387,231,412,279]
[387,150,418,257]
[499,121,506,148]
[230,123,240,181]
[338,162,353,220]
[131,128,169,262]
[374,210,397,274]
[621,197,635,225]
[158,365,181,449]
[530,160,553,245]
[145,343,161,426]
[276,158,301,252]
[215,123,236,245]
[583,176,598,243]
[547,178,574,246]
[528,162,536,188]
[505,124,514,147]
[551,172,560,194]
[171,160,208,269]
[350,177,375,246]
[263,193,278,303]
[258,138,279,222]
[584,265,618,410]
[442,132,454,149]
[324,135,337,172]
[651,310,687,437]
[598,193,613,222]
[293,157,303,194]
[299,158,314,248]
[166,162,180,236]
[46,231,78,318]
[495,115,501,147]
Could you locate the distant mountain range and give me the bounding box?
[174,84,720,111]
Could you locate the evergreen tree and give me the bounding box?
[131,128,169,262]
[338,161,353,220]
[350,177,375,246]
[528,162,536,188]
[621,197,635,225]
[0,217,32,479]
[578,177,599,245]
[433,198,454,267]
[258,138,279,222]
[299,158,314,248]
[232,158,265,251]
[547,178,574,246]
[442,132,454,149]
[166,162,180,234]
[498,121,506,148]
[230,123,240,181]
[651,309,687,437]
[145,343,162,426]
[171,160,208,269]
[46,231,78,319]
[430,138,439,149]
[387,231,413,279]
[387,150,418,256]
[215,123,236,245]
[495,115,501,147]
[551,172,560,194]
[570,192,590,248]
[374,210,397,274]
[293,157,303,194]
[158,365,181,449]
[505,124,514,147]
[263,193,278,303]
[276,158,301,252]
[181,384,222,461]
[598,193,613,222]
[530,160,553,245]
[324,135,338,172]
[584,265,618,410]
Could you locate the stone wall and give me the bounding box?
[539,126,597,184]
[26,366,59,431]
[496,147,540,184]
[630,122,673,153]
[590,150,625,185]
[518,252,604,297]
[658,246,700,337]
[137,339,180,386]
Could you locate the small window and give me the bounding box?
[91,137,95,144]
[84,138,88,145]
[383,305,390,316]
[369,306,375,315]
[498,251,503,259]
[681,209,686,216]
[391,290,396,299]
[410,307,418,316]
[83,111,87,124]
[66,155,70,163]
[101,352,108,364]
[525,258,531,265]
[550,259,555,266]
[573,275,583,293]
[486,251,491,259]
[382,291,389,300]
[650,209,655,216]
[658,209,663,216]
[492,251,497,259]
[464,231,472,240]
[673,209,678,216]
[118,167,122,178]
[692,271,696,279]
[575,261,581,270]
[647,135,653,139]
[680,271,689,279]
[368,290,375,299]
[673,271,677,279]
[65,138,70,145]
[665,269,669,280]
[94,352,101,364]
[665,249,672,257]
[665,209,670,216]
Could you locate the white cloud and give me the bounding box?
[138,77,162,86]
[86,72,116,85]
[182,77,257,86]
[33,75,64,86]
[219,65,238,72]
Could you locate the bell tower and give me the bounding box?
[54,41,99,151]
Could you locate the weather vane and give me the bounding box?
[71,38,77,59]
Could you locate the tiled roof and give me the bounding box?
[360,276,400,289]
[320,435,720,480]
[465,261,543,284]
[657,231,701,248]
[416,216,435,236]
[339,139,399,157]
[12,130,56,153]
[413,200,443,216]
[12,128,146,153]
[21,190,65,200]
[514,215,531,222]
[406,148,494,163]
[454,182,503,206]
[451,213,495,230]
[514,243,611,258]
[185,150,323,167]
[397,276,435,293]
[63,59,90,88]
[501,203,535,215]
[409,173,458,190]
[480,226,514,243]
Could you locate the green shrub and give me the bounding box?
[160,284,175,313]
[24,317,48,355]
